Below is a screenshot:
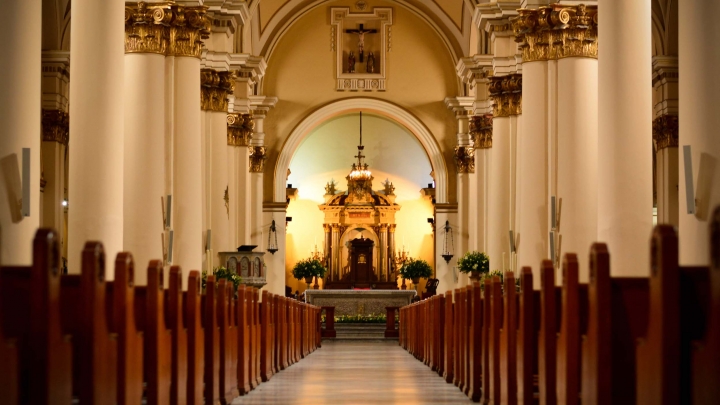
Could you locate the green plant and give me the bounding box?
[291,258,327,281]
[456,251,490,274]
[399,258,433,280]
[201,266,242,291]
[477,270,521,291]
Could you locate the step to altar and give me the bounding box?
[331,323,394,340]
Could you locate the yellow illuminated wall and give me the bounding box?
[285,113,434,293]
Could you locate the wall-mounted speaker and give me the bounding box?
[683,145,696,214]
[509,230,516,253]
[695,152,717,221]
[167,230,174,263]
[206,229,212,251]
[165,195,172,228]
[21,148,30,217]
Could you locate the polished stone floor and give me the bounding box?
[231,340,473,404]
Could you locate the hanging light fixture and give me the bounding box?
[441,220,454,263]
[267,220,279,254]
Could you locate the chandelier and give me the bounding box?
[348,111,372,181]
[345,112,374,202]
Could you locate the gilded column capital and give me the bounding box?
[454,146,475,174]
[227,113,254,146]
[511,4,598,63]
[125,1,210,58]
[469,114,493,149]
[488,74,522,118]
[41,109,69,145]
[249,146,266,173]
[201,69,235,112]
[653,115,679,150]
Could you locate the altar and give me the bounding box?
[304,290,416,316]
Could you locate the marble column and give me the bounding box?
[379,224,388,280]
[652,57,679,227]
[331,224,341,279]
[170,5,210,273]
[388,224,396,278]
[249,145,266,248]
[68,0,125,274]
[678,0,720,265]
[598,0,653,275]
[513,9,549,274]
[40,111,68,239]
[202,69,235,268]
[123,2,168,283]
[323,224,332,280]
[227,113,253,248]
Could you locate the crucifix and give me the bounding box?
[345,23,377,63]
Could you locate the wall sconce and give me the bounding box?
[267,220,279,255]
[441,220,454,263]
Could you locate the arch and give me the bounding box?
[274,98,448,204]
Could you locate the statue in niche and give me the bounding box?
[348,51,356,73]
[367,52,376,73]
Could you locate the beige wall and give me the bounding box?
[261,0,461,205]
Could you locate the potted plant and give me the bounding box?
[399,258,433,284]
[292,258,327,288]
[201,266,242,294]
[456,251,490,280]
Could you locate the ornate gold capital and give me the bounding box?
[454,146,475,174]
[488,74,522,118]
[125,1,210,58]
[469,114,493,149]
[41,109,69,145]
[653,115,679,150]
[227,113,254,146]
[249,146,266,173]
[511,4,598,63]
[201,69,235,112]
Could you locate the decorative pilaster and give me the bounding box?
[249,146,266,173]
[201,69,235,112]
[511,4,598,63]
[454,147,475,174]
[227,113,254,146]
[488,74,522,118]
[124,1,210,58]
[469,115,493,149]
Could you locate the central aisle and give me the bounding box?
[232,340,473,404]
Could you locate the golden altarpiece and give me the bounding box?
[319,123,401,289]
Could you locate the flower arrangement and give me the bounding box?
[291,258,327,281]
[476,270,521,291]
[398,258,433,282]
[456,251,490,274]
[201,266,242,291]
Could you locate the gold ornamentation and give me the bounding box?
[227,113,254,146]
[511,4,598,63]
[41,109,69,145]
[469,114,493,149]
[125,1,210,58]
[488,74,522,118]
[249,146,266,173]
[653,115,679,150]
[454,146,475,174]
[201,69,235,112]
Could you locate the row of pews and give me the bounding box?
[0,229,321,405]
[400,213,720,404]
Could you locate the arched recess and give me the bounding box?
[274,98,448,204]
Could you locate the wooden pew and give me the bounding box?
[0,260,18,405]
[468,282,482,403]
[488,277,503,404]
[218,279,239,403]
[690,207,720,404]
[538,260,558,405]
[260,290,273,382]
[0,229,72,404]
[252,288,261,388]
[203,275,221,404]
[167,266,188,405]
[443,290,454,384]
[452,288,461,387]
[134,260,171,405]
[556,255,585,405]
[185,270,205,404]
[516,267,537,405]
[111,253,143,405]
[500,271,518,405]
[60,241,117,404]
[236,285,251,395]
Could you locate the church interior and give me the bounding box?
[0,0,719,403]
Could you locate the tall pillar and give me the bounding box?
[379,224,388,280]
[388,224,396,279]
[598,0,653,275]
[264,204,287,295]
[123,2,169,283]
[201,69,235,267]
[652,56,679,227]
[555,6,599,282]
[331,224,340,280]
[40,111,69,239]
[227,113,254,247]
[68,0,125,273]
[170,5,210,273]
[248,101,276,248]
[513,10,549,274]
[678,0,720,265]
[323,223,332,279]
[434,205,458,292]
